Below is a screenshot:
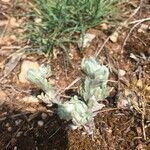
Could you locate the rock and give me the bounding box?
[110,32,119,43]
[5,123,10,127]
[22,96,39,103]
[14,146,18,150]
[41,113,47,120]
[16,131,23,137]
[37,120,44,127]
[19,60,39,83]
[100,23,108,30]
[78,33,96,48]
[7,127,12,132]
[118,69,126,77]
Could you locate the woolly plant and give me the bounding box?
[26,57,110,134]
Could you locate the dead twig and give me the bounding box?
[0,46,21,50]
[48,127,61,139]
[95,0,144,57]
[129,17,150,25]
[0,17,10,42]
[0,112,31,121]
[95,108,119,114]
[54,77,81,97]
[141,95,146,140]
[95,36,110,58]
[0,83,32,94]
[128,0,143,20]
[121,18,150,54]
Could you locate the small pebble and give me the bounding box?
[37,120,44,127]
[118,69,126,77]
[16,131,23,137]
[8,127,12,132]
[14,146,17,150]
[78,33,96,48]
[35,146,39,150]
[19,60,39,83]
[5,122,10,127]
[41,113,47,120]
[110,31,119,43]
[100,23,108,30]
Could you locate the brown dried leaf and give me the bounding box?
[3,50,24,77]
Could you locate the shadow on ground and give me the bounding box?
[0,104,68,150]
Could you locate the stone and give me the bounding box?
[19,60,39,83]
[14,146,18,150]
[78,33,96,48]
[7,127,12,132]
[37,120,44,127]
[16,131,23,137]
[41,113,47,120]
[100,23,108,30]
[118,69,126,77]
[110,32,119,43]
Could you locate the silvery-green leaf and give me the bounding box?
[78,33,96,48]
[87,95,105,111]
[26,65,56,104]
[37,92,53,106]
[81,57,109,81]
[82,78,91,101]
[94,65,109,81]
[39,64,52,78]
[81,57,110,111]
[81,57,98,76]
[57,95,92,127]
